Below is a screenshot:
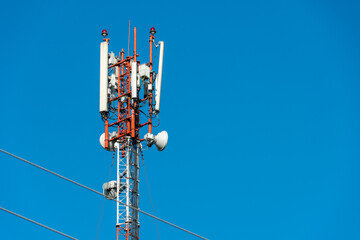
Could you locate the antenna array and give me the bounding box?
[99,27,167,240]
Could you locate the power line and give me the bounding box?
[0,149,209,240]
[0,206,78,240]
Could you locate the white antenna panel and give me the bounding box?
[155,41,164,113]
[99,41,109,113]
[139,64,150,79]
[131,61,138,99]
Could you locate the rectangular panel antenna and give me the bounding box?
[155,41,164,113]
[100,41,109,113]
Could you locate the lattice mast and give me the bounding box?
[98,27,168,240]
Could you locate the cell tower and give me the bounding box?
[98,27,167,240]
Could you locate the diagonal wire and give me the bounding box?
[139,147,161,240]
[0,149,208,240]
[0,206,78,240]
[95,151,116,240]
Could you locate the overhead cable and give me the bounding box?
[0,149,208,240]
[0,206,78,240]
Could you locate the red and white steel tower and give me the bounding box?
[99,27,168,240]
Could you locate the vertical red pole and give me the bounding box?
[105,118,109,148]
[121,49,125,157]
[126,61,131,136]
[126,222,130,240]
[148,33,154,134]
[117,63,121,137]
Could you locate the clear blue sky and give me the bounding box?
[0,0,359,239]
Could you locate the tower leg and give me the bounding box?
[128,140,140,240]
[116,140,130,240]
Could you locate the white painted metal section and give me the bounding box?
[110,73,117,88]
[116,141,128,228]
[131,62,138,99]
[126,142,130,223]
[155,41,164,113]
[109,52,117,65]
[116,145,120,225]
[99,41,109,113]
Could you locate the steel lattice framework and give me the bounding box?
[116,141,140,240]
[99,27,161,240]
